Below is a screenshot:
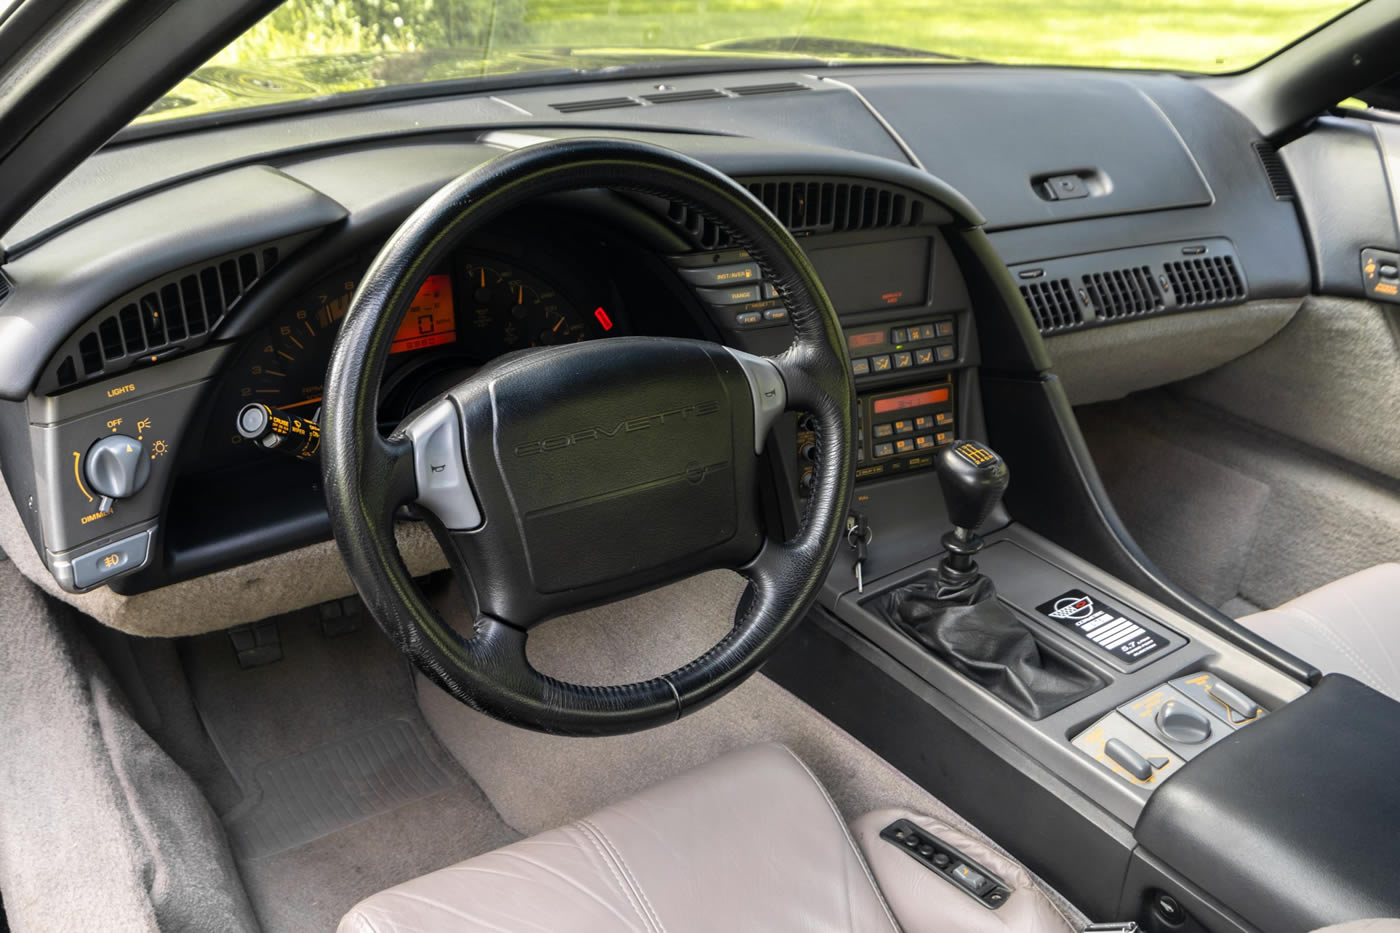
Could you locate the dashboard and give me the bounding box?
[0,63,1323,620]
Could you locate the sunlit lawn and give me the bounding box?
[518,0,1351,72]
[143,0,1355,123]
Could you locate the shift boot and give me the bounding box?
[882,572,1103,719]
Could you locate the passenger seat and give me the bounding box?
[1235,564,1400,700]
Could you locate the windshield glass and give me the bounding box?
[135,0,1360,125]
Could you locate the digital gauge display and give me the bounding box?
[391,275,456,354]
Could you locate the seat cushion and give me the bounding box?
[1236,563,1400,700]
[852,810,1075,933]
[338,742,899,932]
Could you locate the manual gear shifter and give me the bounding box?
[935,441,1011,587]
[877,440,1102,719]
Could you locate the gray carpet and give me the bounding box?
[0,558,256,933]
[1078,391,1400,612]
[182,606,518,933]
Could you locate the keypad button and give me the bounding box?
[893,351,913,369]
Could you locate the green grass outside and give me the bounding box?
[140,0,1357,123]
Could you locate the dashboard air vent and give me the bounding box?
[727,81,811,96]
[744,179,926,233]
[1019,279,1082,333]
[1252,141,1295,200]
[1166,256,1245,307]
[46,245,282,391]
[658,177,931,249]
[642,88,728,104]
[665,202,731,250]
[550,96,642,113]
[1082,266,1164,321]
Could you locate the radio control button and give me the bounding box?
[851,358,870,376]
[936,431,953,445]
[874,442,895,458]
[893,420,914,435]
[873,424,894,438]
[916,435,935,450]
[894,438,915,454]
[915,416,934,431]
[936,412,954,425]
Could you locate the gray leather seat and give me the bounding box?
[1236,563,1400,701]
[338,742,1076,932]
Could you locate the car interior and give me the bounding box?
[1,0,1399,931]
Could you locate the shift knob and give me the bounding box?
[936,440,1010,533]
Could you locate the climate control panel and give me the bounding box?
[797,377,955,495]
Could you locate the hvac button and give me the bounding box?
[936,345,956,362]
[914,348,934,366]
[71,530,150,588]
[851,358,870,376]
[872,355,892,373]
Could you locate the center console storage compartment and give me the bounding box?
[1132,675,1400,932]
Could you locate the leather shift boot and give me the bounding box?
[881,573,1102,719]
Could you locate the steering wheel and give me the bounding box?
[322,138,854,736]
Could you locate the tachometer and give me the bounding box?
[462,260,597,354]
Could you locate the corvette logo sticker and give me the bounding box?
[1035,589,1166,663]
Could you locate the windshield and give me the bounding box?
[136,0,1361,125]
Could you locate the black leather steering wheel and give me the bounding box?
[323,138,854,735]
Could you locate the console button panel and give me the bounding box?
[1074,671,1266,789]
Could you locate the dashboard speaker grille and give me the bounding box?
[550,96,642,113]
[46,245,282,391]
[1019,279,1082,332]
[727,81,812,96]
[1252,141,1296,200]
[1082,266,1164,320]
[641,89,728,104]
[1166,256,1245,307]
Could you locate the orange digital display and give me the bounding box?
[872,388,949,414]
[847,330,885,350]
[390,274,455,354]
